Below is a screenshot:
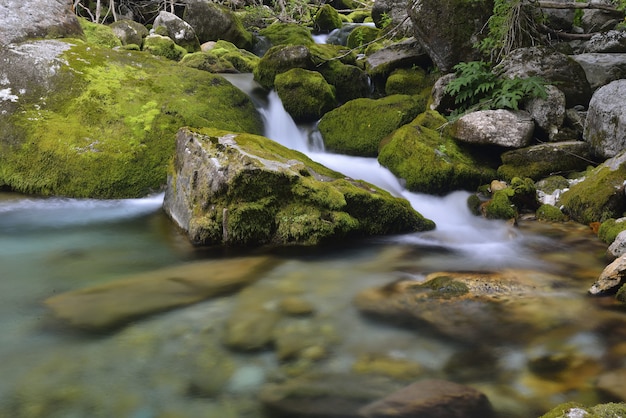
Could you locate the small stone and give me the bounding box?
[278,296,315,316]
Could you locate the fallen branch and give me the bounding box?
[536,1,623,14]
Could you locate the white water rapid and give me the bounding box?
[222,73,538,268]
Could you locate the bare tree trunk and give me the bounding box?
[110,0,118,21]
[170,0,175,13]
[95,0,101,23]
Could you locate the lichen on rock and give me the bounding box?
[163,127,435,247]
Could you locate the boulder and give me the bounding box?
[372,0,414,37]
[258,22,315,48]
[584,79,626,159]
[45,256,276,331]
[0,0,83,46]
[182,0,253,50]
[430,73,457,113]
[162,127,435,247]
[589,253,626,295]
[585,30,626,53]
[598,217,626,244]
[318,94,427,157]
[499,47,592,108]
[523,85,566,141]
[481,177,539,220]
[378,110,496,194]
[359,379,494,418]
[109,19,149,47]
[407,0,492,72]
[451,110,535,148]
[142,33,188,61]
[365,37,431,83]
[559,151,626,224]
[608,230,626,258]
[581,7,622,33]
[497,141,593,181]
[346,25,381,49]
[0,40,262,198]
[354,270,584,342]
[539,402,626,418]
[253,44,314,89]
[153,10,200,53]
[181,40,260,73]
[78,18,122,48]
[385,67,431,96]
[571,53,626,90]
[313,4,343,33]
[311,44,371,103]
[275,68,337,123]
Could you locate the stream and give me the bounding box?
[0,74,624,418]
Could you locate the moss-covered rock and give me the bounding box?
[484,189,518,220]
[346,25,381,50]
[385,67,431,96]
[143,34,188,61]
[497,141,593,182]
[617,284,626,303]
[163,127,435,247]
[0,40,263,198]
[559,152,626,224]
[598,218,626,244]
[253,44,315,89]
[259,23,315,47]
[181,40,260,73]
[78,17,122,48]
[377,110,496,194]
[539,402,626,418]
[536,204,567,222]
[483,177,539,220]
[110,19,148,47]
[275,68,337,122]
[314,4,344,33]
[319,95,426,157]
[183,1,253,50]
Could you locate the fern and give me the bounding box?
[444,61,548,116]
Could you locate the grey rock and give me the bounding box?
[589,252,626,295]
[585,29,626,53]
[0,0,82,46]
[452,110,535,148]
[584,79,626,159]
[608,230,626,258]
[371,0,414,37]
[109,19,148,46]
[365,37,430,80]
[499,47,592,108]
[153,11,200,53]
[523,85,566,140]
[430,73,456,113]
[182,0,252,50]
[571,53,626,90]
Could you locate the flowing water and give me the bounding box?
[0,75,624,418]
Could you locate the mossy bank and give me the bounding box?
[0,39,263,198]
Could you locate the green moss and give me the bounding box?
[0,41,262,198]
[467,194,482,216]
[143,34,187,61]
[419,275,470,299]
[377,111,496,194]
[346,10,371,23]
[78,18,122,48]
[346,26,381,50]
[597,218,626,244]
[253,44,314,89]
[484,190,518,220]
[314,4,343,33]
[509,177,539,211]
[540,402,626,418]
[559,162,626,224]
[617,284,626,304]
[536,175,570,195]
[184,128,435,246]
[275,68,337,122]
[318,95,427,157]
[259,23,315,47]
[385,68,432,96]
[180,51,237,73]
[536,204,567,222]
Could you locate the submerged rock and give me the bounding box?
[163,127,434,247]
[359,379,494,418]
[354,270,585,342]
[45,256,276,331]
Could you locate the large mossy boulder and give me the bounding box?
[313,4,344,33]
[559,152,626,224]
[275,68,337,123]
[318,95,427,157]
[0,40,263,198]
[180,40,260,73]
[110,19,149,47]
[377,111,497,194]
[253,45,315,89]
[258,23,315,47]
[78,18,122,48]
[163,127,435,247]
[407,0,492,72]
[143,33,188,61]
[539,402,626,418]
[182,0,253,50]
[153,11,200,53]
[0,0,83,46]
